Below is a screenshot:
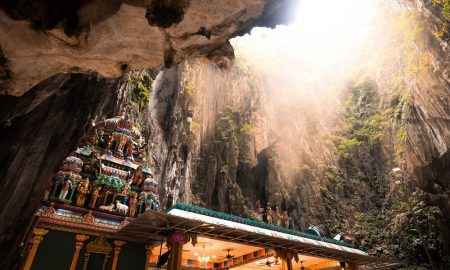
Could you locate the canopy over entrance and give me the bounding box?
[115,203,402,269]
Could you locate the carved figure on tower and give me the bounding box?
[76,178,90,207]
[89,187,101,208]
[82,152,101,177]
[130,166,143,186]
[129,192,138,217]
[59,177,73,201]
[116,134,127,156]
[125,139,135,160]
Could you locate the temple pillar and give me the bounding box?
[167,231,185,270]
[145,245,153,270]
[111,240,126,270]
[22,228,48,270]
[281,259,293,270]
[69,235,90,270]
[167,242,183,270]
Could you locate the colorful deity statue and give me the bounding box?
[76,178,90,207]
[254,200,264,222]
[119,181,131,205]
[128,192,139,217]
[89,187,101,208]
[130,166,144,186]
[266,204,273,224]
[116,134,127,156]
[82,152,101,177]
[125,139,135,160]
[58,177,73,201]
[282,211,290,228]
[274,206,282,226]
[104,135,113,150]
[137,177,160,214]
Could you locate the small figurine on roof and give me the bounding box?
[282,211,290,228]
[274,206,282,227]
[266,203,273,224]
[254,200,264,222]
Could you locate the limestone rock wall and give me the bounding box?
[0,0,297,96]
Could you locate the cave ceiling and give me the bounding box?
[0,0,296,96]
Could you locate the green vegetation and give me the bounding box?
[95,174,124,192]
[220,164,229,174]
[355,190,449,268]
[240,123,252,135]
[333,80,386,160]
[433,0,450,17]
[128,71,153,111]
[218,107,240,152]
[433,0,450,38]
[191,121,201,130]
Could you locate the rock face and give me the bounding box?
[0,73,126,269]
[0,0,296,96]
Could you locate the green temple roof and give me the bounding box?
[166,203,354,248]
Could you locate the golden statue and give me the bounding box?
[76,179,90,207]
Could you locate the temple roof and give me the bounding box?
[115,204,403,269]
[96,116,143,144]
[166,203,354,249]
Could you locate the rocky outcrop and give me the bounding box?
[0,0,296,96]
[0,73,123,270]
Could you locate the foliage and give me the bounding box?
[333,80,386,160]
[95,174,124,192]
[433,0,450,18]
[128,71,153,111]
[191,121,201,130]
[240,123,252,135]
[220,164,229,174]
[433,0,450,37]
[354,189,450,268]
[218,107,240,152]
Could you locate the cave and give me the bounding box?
[0,1,449,270]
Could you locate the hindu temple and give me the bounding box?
[13,112,401,270]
